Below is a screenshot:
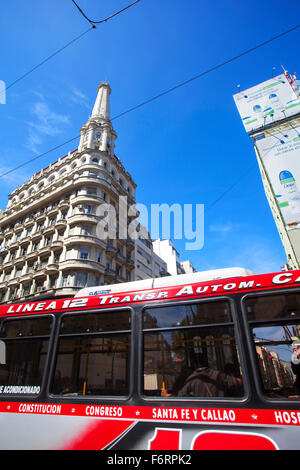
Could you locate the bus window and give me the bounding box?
[143,300,244,399]
[0,316,52,395]
[51,310,131,397]
[245,293,300,399]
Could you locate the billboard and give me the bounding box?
[233,74,300,133]
[255,125,300,228]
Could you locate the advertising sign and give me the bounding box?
[233,74,300,133]
[255,126,300,228]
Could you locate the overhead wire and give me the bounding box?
[4,0,142,94]
[4,27,94,93]
[1,23,299,209]
[71,0,141,25]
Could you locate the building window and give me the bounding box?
[84,205,95,214]
[75,272,88,287]
[79,248,90,260]
[62,272,72,287]
[45,237,52,246]
[81,225,93,236]
[86,188,97,196]
[49,277,57,289]
[22,284,30,296]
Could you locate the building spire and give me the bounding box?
[78,82,117,154]
[92,82,111,120]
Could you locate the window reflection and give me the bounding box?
[246,293,300,399]
[252,323,300,398]
[143,301,232,329]
[143,301,243,399]
[0,317,52,393]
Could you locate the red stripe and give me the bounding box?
[62,419,135,450]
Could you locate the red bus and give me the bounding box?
[0,267,300,450]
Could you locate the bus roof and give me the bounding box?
[2,269,300,317]
[75,267,255,297]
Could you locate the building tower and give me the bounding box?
[234,70,300,269]
[0,82,137,303]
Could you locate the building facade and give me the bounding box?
[0,82,137,303]
[134,230,169,281]
[152,238,196,276]
[233,70,300,270]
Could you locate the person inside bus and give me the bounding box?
[161,362,243,398]
[291,340,300,397]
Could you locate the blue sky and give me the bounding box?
[0,0,299,275]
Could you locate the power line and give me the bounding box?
[71,0,141,25]
[111,23,300,121]
[4,1,142,93]
[0,136,80,179]
[1,22,299,211]
[4,27,94,93]
[206,164,257,211]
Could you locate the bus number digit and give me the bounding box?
[148,428,181,450]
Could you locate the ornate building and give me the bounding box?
[0,82,137,303]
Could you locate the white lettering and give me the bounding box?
[238,280,254,289]
[157,291,168,299]
[196,286,208,294]
[200,408,235,422]
[133,294,145,301]
[85,406,122,417]
[45,301,57,310]
[272,273,293,284]
[145,292,156,300]
[175,286,194,296]
[99,296,112,305]
[69,298,88,308]
[34,302,46,311]
[23,304,35,312]
[223,283,236,290]
[211,284,222,292]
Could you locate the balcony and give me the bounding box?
[24,217,35,228]
[55,219,67,229]
[68,213,99,225]
[58,199,70,210]
[36,213,46,223]
[32,266,47,279]
[39,245,51,256]
[106,243,117,253]
[43,225,56,236]
[126,239,135,250]
[65,234,106,249]
[51,240,63,250]
[116,250,125,262]
[31,231,43,241]
[46,263,59,274]
[104,267,115,280]
[126,258,135,270]
[19,272,33,283]
[60,258,105,274]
